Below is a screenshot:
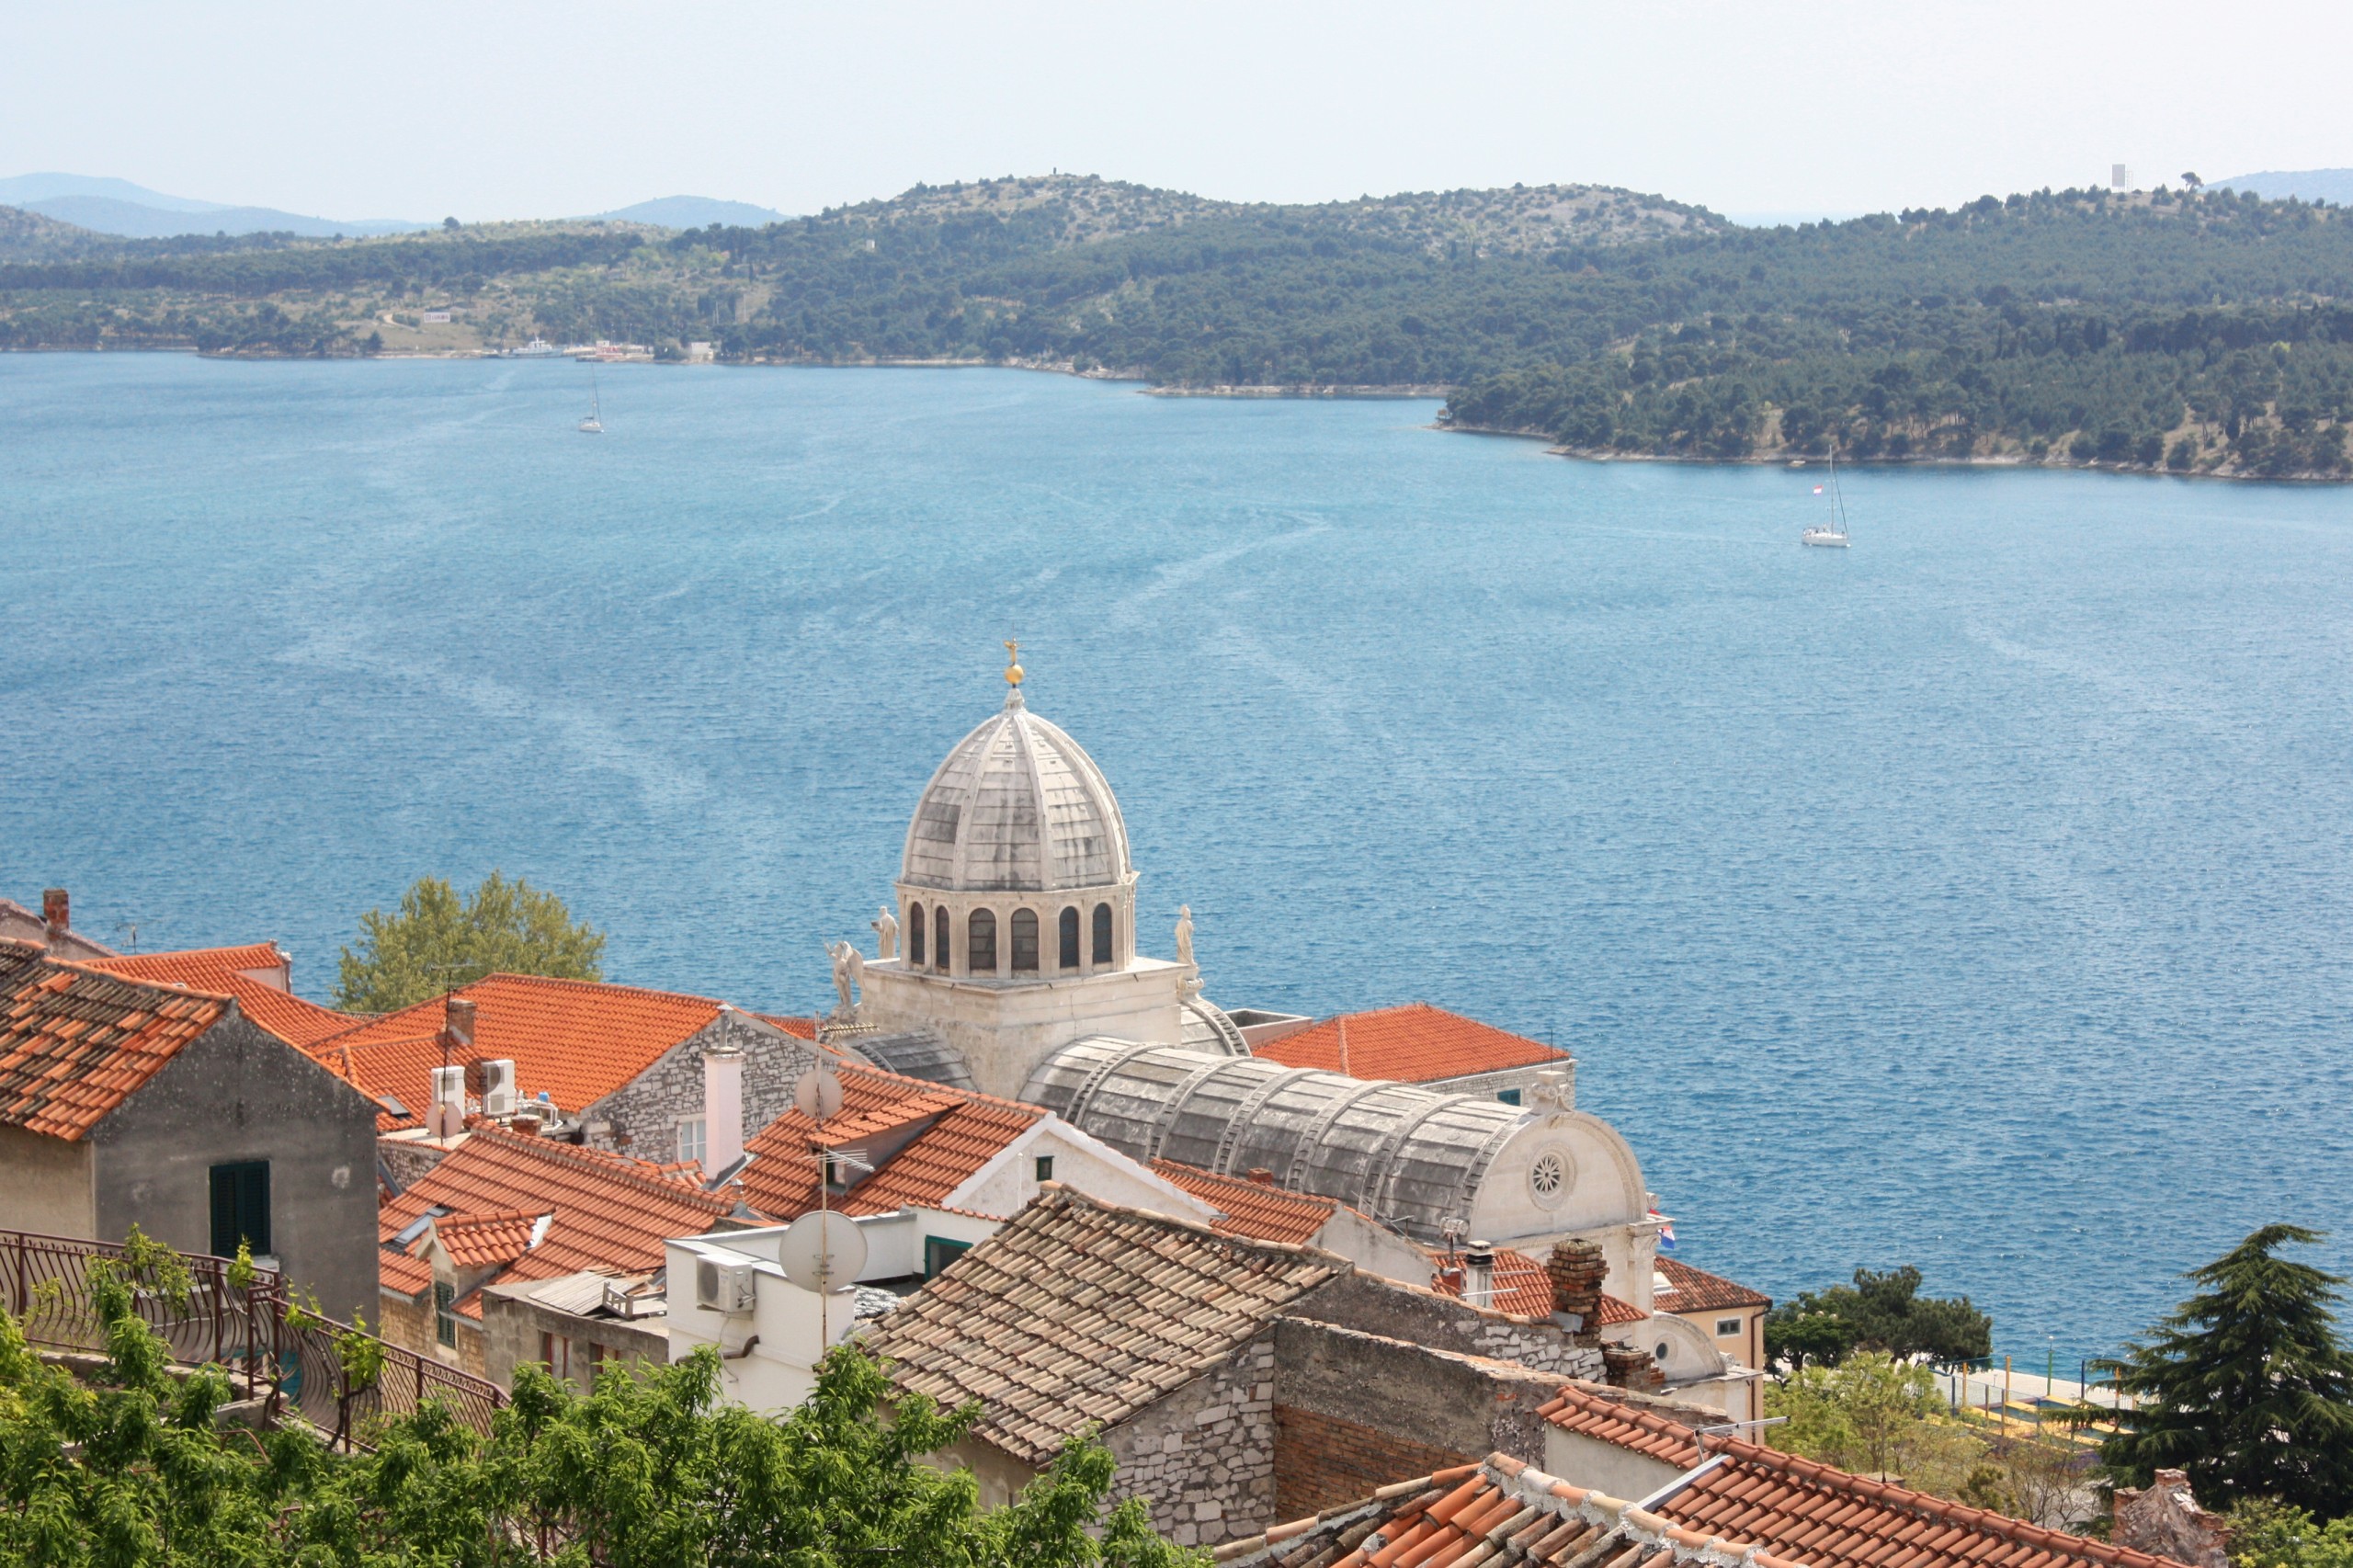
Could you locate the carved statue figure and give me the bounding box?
[826,939,865,1017]
[872,905,899,960]
[1174,904,1195,970]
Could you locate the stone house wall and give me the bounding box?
[583,1011,819,1161]
[1269,1315,1566,1517]
[1288,1270,1607,1380]
[1105,1331,1278,1551]
[479,1290,667,1392]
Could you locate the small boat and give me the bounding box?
[509,337,560,358]
[578,377,603,435]
[1802,449,1851,548]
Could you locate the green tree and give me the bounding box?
[1765,1265,1992,1369]
[1767,1351,1989,1492]
[335,871,606,1012]
[2097,1224,2353,1516]
[2226,1498,2353,1568]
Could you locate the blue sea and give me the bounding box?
[7,352,2351,1369]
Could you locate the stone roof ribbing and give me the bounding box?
[860,1186,1343,1465]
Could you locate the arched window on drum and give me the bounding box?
[908,903,926,968]
[934,907,951,972]
[1010,908,1040,972]
[1091,903,1114,967]
[969,908,998,975]
[1058,906,1080,971]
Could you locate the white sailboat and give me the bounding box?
[1802,449,1850,548]
[578,376,603,435]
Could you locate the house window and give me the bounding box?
[1717,1317,1745,1338]
[208,1161,270,1259]
[677,1117,708,1165]
[1059,906,1080,970]
[1035,1155,1054,1183]
[934,907,950,971]
[1495,1088,1522,1106]
[924,1236,972,1278]
[1010,908,1040,971]
[908,903,926,967]
[968,908,997,973]
[434,1281,458,1348]
[1092,903,1113,966]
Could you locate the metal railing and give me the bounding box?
[3,1229,504,1449]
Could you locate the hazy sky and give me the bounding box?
[6,0,2347,222]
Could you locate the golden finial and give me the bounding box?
[1004,640,1024,688]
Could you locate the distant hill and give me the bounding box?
[2212,169,2353,205]
[0,204,108,258]
[0,173,426,239]
[595,195,790,229]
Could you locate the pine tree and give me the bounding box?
[2100,1224,2353,1515]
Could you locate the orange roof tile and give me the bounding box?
[1215,1451,1808,1568]
[1536,1384,2193,1568]
[378,1249,436,1298]
[1654,1256,1772,1313]
[88,946,360,1050]
[1251,1002,1569,1084]
[315,972,737,1115]
[319,1030,474,1131]
[433,1210,549,1269]
[1432,1247,1557,1317]
[379,1126,729,1295]
[0,941,233,1141]
[733,1063,1042,1221]
[755,1014,819,1040]
[1152,1159,1336,1244]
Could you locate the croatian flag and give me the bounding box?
[1649,1209,1677,1253]
[1813,484,1825,494]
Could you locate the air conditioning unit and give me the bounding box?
[481,1059,517,1118]
[695,1258,756,1313]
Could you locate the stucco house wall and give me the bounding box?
[0,1124,95,1237]
[87,1013,382,1324]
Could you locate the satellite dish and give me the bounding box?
[776,1210,866,1291]
[793,1066,844,1123]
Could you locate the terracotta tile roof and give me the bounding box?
[319,1031,474,1131]
[433,1210,549,1269]
[0,940,233,1141]
[755,1014,819,1040]
[1214,1450,1803,1568]
[862,1187,1344,1465]
[379,1125,729,1299]
[1654,1256,1772,1314]
[315,972,734,1114]
[379,1249,436,1298]
[88,945,360,1049]
[1250,1002,1569,1085]
[733,1063,1043,1221]
[1538,1385,2194,1568]
[1539,1381,1708,1465]
[1599,1291,1648,1325]
[1431,1248,1563,1318]
[1152,1159,1336,1244]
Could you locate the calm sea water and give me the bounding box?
[7,352,2351,1368]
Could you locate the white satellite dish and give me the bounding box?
[776,1210,866,1292]
[793,1065,844,1123]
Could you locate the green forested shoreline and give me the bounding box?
[3,174,2347,478]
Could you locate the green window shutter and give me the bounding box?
[924,1236,972,1278]
[210,1167,240,1258]
[209,1162,270,1257]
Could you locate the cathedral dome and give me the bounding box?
[901,689,1132,893]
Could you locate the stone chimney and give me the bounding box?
[1546,1237,1608,1344]
[41,888,69,949]
[443,994,477,1048]
[1463,1244,1495,1310]
[1527,1065,1576,1112]
[1601,1341,1667,1392]
[703,1040,745,1178]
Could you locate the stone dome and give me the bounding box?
[902,689,1132,893]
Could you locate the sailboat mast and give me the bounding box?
[1828,448,1850,535]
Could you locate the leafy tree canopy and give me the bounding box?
[2097,1223,2353,1517]
[2225,1498,2353,1568]
[0,1272,1204,1567]
[1765,1265,1993,1370]
[334,870,606,1012]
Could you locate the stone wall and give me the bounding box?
[1288,1271,1607,1381]
[479,1290,667,1392]
[2114,1471,2231,1568]
[1106,1331,1277,1550]
[379,1137,453,1194]
[584,1012,818,1161]
[1273,1403,1473,1519]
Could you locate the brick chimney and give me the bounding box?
[1546,1237,1608,1344]
[1246,1168,1276,1187]
[443,994,477,1048]
[41,888,69,949]
[1602,1341,1667,1392]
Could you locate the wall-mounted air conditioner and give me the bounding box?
[481,1059,517,1118]
[695,1258,756,1313]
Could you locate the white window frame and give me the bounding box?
[676,1116,708,1165]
